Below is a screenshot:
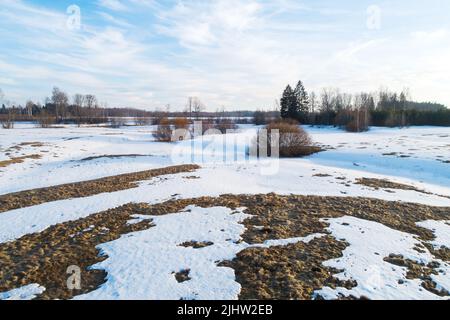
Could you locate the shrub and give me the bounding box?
[253,111,267,125]
[36,111,54,128]
[194,119,216,135]
[172,117,190,130]
[215,118,238,134]
[153,117,173,142]
[134,117,152,126]
[257,121,321,158]
[109,117,126,128]
[1,112,14,129]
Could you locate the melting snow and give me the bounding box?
[315,216,450,300]
[416,220,450,250]
[74,206,323,300]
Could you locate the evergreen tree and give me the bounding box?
[293,80,309,123]
[280,85,297,120]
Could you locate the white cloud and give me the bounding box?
[97,0,128,12]
[411,28,448,41]
[97,12,132,28]
[1,0,450,109]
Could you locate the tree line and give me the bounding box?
[0,87,159,126]
[277,81,450,131]
[1,84,449,130]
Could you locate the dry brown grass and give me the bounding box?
[0,203,154,299]
[0,164,200,213]
[356,178,450,200]
[0,193,448,300]
[0,154,42,168]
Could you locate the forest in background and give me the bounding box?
[1,85,449,131]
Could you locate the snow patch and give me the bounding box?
[74,206,324,300]
[0,284,45,300]
[416,220,450,249]
[315,216,450,300]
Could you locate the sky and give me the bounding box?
[0,0,450,110]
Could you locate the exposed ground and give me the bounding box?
[0,164,199,213]
[0,154,42,168]
[0,193,448,300]
[356,177,450,200]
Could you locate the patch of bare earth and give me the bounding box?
[356,177,450,200]
[0,154,42,168]
[0,164,200,213]
[174,269,191,283]
[1,193,448,300]
[384,254,449,296]
[0,203,153,300]
[179,241,214,249]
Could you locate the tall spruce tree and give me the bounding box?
[294,80,309,123]
[280,85,298,120]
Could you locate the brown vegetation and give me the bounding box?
[0,111,14,129]
[0,164,200,213]
[0,193,448,300]
[0,154,42,168]
[153,117,173,142]
[257,121,322,157]
[36,111,55,128]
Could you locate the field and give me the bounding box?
[0,123,449,300]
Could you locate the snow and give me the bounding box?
[0,284,45,300]
[1,126,450,244]
[416,220,450,249]
[1,125,449,196]
[308,126,450,192]
[255,233,326,248]
[315,216,450,300]
[2,158,449,244]
[74,206,322,300]
[1,124,450,300]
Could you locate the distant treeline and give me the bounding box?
[0,85,449,129]
[0,87,260,126]
[276,82,450,131]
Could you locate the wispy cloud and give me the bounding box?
[97,0,128,12]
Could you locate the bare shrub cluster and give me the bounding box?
[256,120,321,158]
[153,117,173,142]
[109,117,127,128]
[134,117,152,126]
[153,117,239,142]
[1,112,14,129]
[36,111,55,128]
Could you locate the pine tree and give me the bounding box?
[280,85,297,120]
[294,80,309,123]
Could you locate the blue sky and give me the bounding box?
[1,0,450,110]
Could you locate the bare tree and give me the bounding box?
[73,94,85,108]
[187,97,194,120]
[309,92,317,114]
[26,100,34,117]
[72,94,85,126]
[51,87,69,122]
[191,97,204,120]
[85,94,98,109]
[320,88,334,125]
